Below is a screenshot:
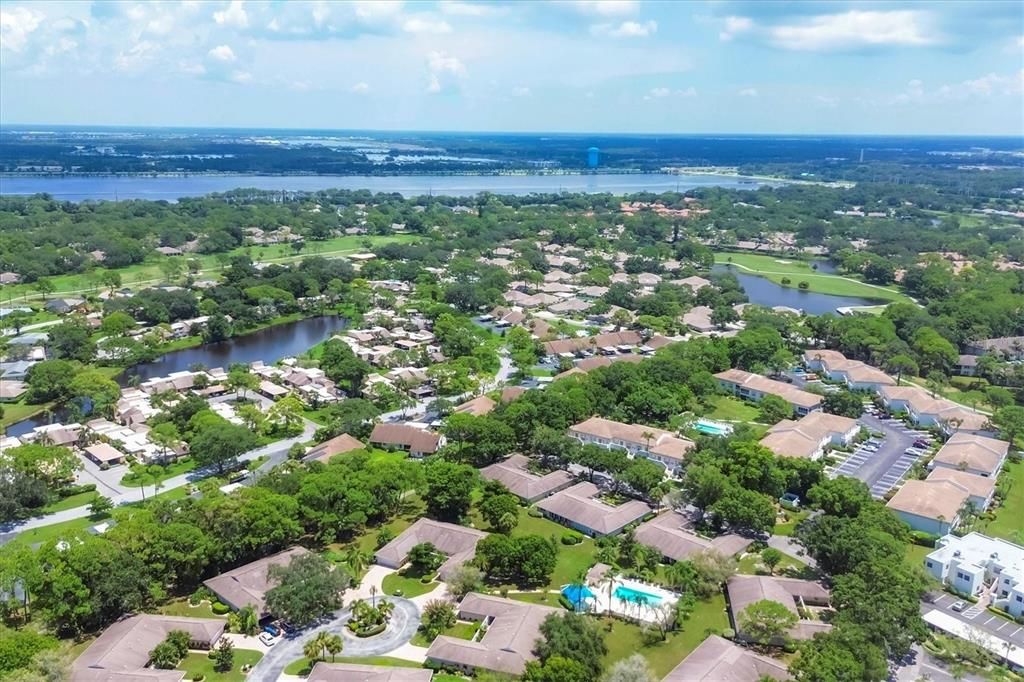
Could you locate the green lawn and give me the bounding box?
[601,594,731,677]
[120,457,198,487]
[713,252,909,304]
[2,235,419,303]
[284,656,424,676]
[0,400,50,429]
[774,508,811,537]
[179,649,263,682]
[507,591,565,606]
[469,505,600,590]
[381,572,440,598]
[974,460,1024,542]
[41,490,98,513]
[704,396,762,423]
[905,543,932,573]
[411,620,479,647]
[157,598,224,619]
[738,552,808,578]
[7,513,111,547]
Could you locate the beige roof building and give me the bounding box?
[480,454,575,503]
[886,479,970,535]
[303,433,365,464]
[715,369,823,414]
[203,546,310,615]
[926,468,996,510]
[634,511,752,562]
[682,305,715,332]
[569,416,694,467]
[453,395,497,417]
[306,663,433,682]
[759,411,858,460]
[426,593,558,676]
[375,518,487,580]
[931,432,1009,478]
[663,635,791,681]
[726,575,832,642]
[879,385,989,432]
[369,424,442,457]
[72,614,225,682]
[542,330,642,356]
[536,482,652,537]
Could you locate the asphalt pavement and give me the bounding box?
[826,413,932,498]
[924,593,1024,651]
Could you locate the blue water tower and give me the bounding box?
[587,146,600,168]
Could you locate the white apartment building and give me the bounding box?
[925,532,1024,618]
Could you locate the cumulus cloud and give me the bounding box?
[213,0,249,28]
[426,50,466,93]
[0,6,44,53]
[887,71,1023,106]
[350,81,370,93]
[769,10,939,51]
[402,17,453,34]
[719,16,752,42]
[572,1,637,16]
[592,20,657,38]
[648,87,671,98]
[644,86,697,100]
[114,41,160,73]
[208,45,237,62]
[738,87,758,97]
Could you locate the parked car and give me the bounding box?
[263,624,281,637]
[913,440,930,448]
[951,600,967,612]
[259,632,277,646]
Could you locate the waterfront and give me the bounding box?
[4,315,347,437]
[712,264,882,314]
[0,172,780,201]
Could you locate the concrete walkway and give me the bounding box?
[767,535,817,569]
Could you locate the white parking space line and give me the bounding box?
[983,616,996,625]
[997,622,1010,631]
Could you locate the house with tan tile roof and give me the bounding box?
[930,432,1009,478]
[569,416,694,473]
[886,479,970,535]
[715,369,823,416]
[682,305,715,333]
[72,614,225,682]
[535,482,652,537]
[803,349,895,392]
[203,546,310,616]
[879,385,990,434]
[480,454,575,503]
[542,330,643,357]
[307,663,433,682]
[425,593,558,676]
[302,433,365,464]
[634,511,752,562]
[453,395,497,417]
[759,412,859,460]
[369,423,443,457]
[926,468,996,513]
[375,518,487,580]
[663,635,790,681]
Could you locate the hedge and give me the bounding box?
[560,532,583,545]
[211,601,231,615]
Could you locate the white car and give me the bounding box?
[259,632,277,647]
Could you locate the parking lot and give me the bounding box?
[826,412,934,498]
[924,593,1024,651]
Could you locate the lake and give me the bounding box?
[5,315,348,437]
[712,264,880,314]
[0,172,779,201]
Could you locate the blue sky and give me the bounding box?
[1,0,1022,134]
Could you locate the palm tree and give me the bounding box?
[346,548,371,579]
[568,568,588,612]
[369,584,378,610]
[378,599,394,621]
[302,634,324,662]
[324,633,343,662]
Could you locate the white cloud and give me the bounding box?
[213,0,249,29]
[114,41,160,73]
[351,81,370,93]
[231,70,253,84]
[815,95,839,107]
[719,15,753,42]
[770,10,938,52]
[645,86,697,100]
[353,1,404,21]
[592,20,657,38]
[440,1,503,16]
[572,1,638,16]
[678,86,697,97]
[402,17,452,34]
[0,6,44,52]
[426,50,466,93]
[649,87,671,98]
[179,60,207,76]
[886,71,1023,106]
[208,45,237,63]
[511,86,531,97]
[738,87,758,97]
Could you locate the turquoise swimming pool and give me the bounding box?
[562,584,596,609]
[694,419,733,436]
[613,584,663,605]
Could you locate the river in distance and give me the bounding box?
[0,172,778,201]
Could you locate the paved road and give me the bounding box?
[249,597,420,682]
[767,535,817,569]
[827,414,931,498]
[890,644,985,682]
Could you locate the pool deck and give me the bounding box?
[588,576,679,623]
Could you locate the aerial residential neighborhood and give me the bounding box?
[1,1,1024,679]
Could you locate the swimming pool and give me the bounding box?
[562,584,596,608]
[613,585,663,605]
[695,419,733,436]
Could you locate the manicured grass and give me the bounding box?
[774,508,811,537]
[713,252,909,303]
[0,400,50,428]
[738,552,806,577]
[904,543,932,573]
[8,513,111,547]
[704,396,762,423]
[975,460,1024,543]
[507,591,565,606]
[600,594,731,677]
[411,620,479,647]
[41,490,98,513]
[284,656,423,676]
[179,649,263,682]
[381,572,440,598]
[3,235,419,302]
[157,598,224,619]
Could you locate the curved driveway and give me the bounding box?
[248,597,420,682]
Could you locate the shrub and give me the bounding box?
[798,281,810,290]
[783,640,798,653]
[192,675,204,682]
[59,483,97,497]
[558,594,574,611]
[910,530,940,547]
[721,628,735,639]
[561,532,583,545]
[211,601,231,615]
[527,507,544,518]
[781,277,792,285]
[420,574,435,584]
